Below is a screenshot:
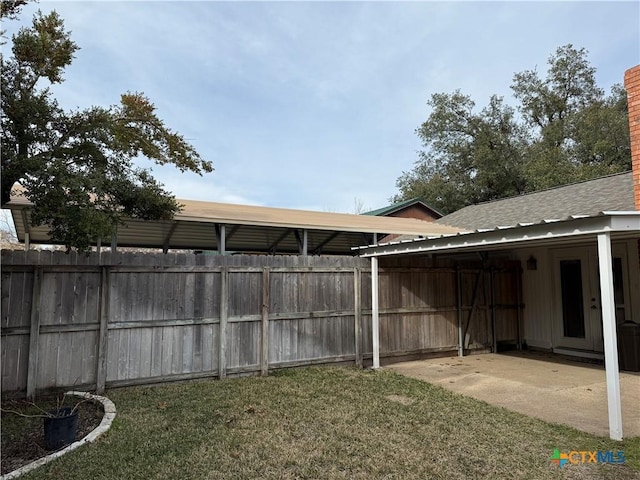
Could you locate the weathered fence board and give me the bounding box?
[1,333,29,392]
[1,250,521,395]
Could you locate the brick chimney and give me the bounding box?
[625,65,640,210]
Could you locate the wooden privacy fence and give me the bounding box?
[370,257,523,361]
[1,250,522,397]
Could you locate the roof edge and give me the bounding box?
[363,197,443,217]
[436,170,633,222]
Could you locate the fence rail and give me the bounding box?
[1,250,521,397]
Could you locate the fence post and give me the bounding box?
[371,257,380,369]
[261,267,270,376]
[26,267,42,400]
[219,267,228,379]
[96,266,110,394]
[354,267,362,368]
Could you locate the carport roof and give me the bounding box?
[355,211,640,257]
[4,186,460,255]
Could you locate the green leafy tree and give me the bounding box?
[0,0,30,22]
[395,44,630,212]
[395,92,527,214]
[570,84,631,179]
[1,8,213,252]
[511,44,628,189]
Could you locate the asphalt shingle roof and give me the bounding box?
[436,171,634,231]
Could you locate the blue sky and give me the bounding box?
[3,1,639,214]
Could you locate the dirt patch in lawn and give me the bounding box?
[385,394,415,405]
[1,396,104,475]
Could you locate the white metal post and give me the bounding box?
[597,232,623,440]
[456,267,464,357]
[219,224,226,255]
[371,256,380,369]
[216,223,227,255]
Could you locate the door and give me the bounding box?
[553,245,631,353]
[554,248,598,350]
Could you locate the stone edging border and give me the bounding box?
[1,391,116,480]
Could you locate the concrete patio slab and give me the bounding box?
[387,350,640,438]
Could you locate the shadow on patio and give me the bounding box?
[387,350,640,438]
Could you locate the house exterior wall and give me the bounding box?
[517,248,554,349]
[515,238,640,352]
[624,65,640,210]
[379,206,440,243]
[624,65,640,306]
[386,205,440,222]
[625,239,640,322]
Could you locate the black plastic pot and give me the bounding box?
[43,406,78,450]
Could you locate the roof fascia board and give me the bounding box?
[357,214,640,258]
[606,212,640,231]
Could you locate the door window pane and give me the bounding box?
[560,260,585,338]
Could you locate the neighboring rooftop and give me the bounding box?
[436,171,634,231]
[364,198,443,219]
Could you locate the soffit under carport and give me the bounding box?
[7,209,379,254]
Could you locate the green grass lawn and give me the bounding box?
[11,367,640,479]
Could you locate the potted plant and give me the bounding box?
[1,393,87,450]
[42,400,81,450]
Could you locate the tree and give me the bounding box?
[0,0,30,22]
[0,211,18,248]
[395,45,630,212]
[395,92,527,214]
[1,7,213,252]
[511,44,628,189]
[570,84,631,179]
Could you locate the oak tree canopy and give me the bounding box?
[1,5,213,251]
[394,45,630,214]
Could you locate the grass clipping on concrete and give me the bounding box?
[15,367,640,480]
